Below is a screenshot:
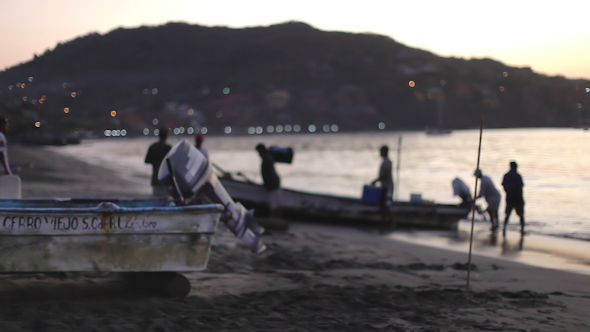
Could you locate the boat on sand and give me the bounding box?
[0,140,267,298]
[0,198,224,297]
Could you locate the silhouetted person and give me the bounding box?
[0,118,11,175]
[474,169,501,230]
[145,128,171,197]
[195,133,209,158]
[452,177,472,207]
[372,145,395,228]
[256,144,282,218]
[502,161,525,236]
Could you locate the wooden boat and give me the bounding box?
[217,172,470,230]
[0,140,268,298]
[0,198,224,297]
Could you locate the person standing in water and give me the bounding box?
[144,128,171,197]
[502,161,525,236]
[452,177,472,207]
[372,145,395,228]
[474,169,501,230]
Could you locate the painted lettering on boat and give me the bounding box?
[2,215,158,231]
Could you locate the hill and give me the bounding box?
[1,21,589,137]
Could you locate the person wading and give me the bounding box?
[452,177,473,207]
[502,161,525,236]
[474,169,501,231]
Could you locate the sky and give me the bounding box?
[1,0,589,79]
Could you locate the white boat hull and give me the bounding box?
[0,199,223,273]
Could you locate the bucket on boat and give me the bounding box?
[269,146,294,164]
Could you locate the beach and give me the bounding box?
[1,145,590,331]
[10,145,152,199]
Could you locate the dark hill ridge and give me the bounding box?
[0,21,588,135]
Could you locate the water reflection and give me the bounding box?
[489,232,498,246]
[479,229,524,256]
[500,233,524,255]
[405,226,526,258]
[388,227,590,275]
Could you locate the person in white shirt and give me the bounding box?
[195,134,209,159]
[474,169,501,230]
[0,118,12,175]
[452,177,472,207]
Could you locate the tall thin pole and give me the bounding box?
[394,136,402,201]
[466,117,484,301]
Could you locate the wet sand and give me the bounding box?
[391,222,590,275]
[9,144,152,199]
[1,145,589,331]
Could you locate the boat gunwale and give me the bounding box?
[220,176,470,211]
[0,201,225,214]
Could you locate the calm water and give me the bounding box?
[50,128,590,241]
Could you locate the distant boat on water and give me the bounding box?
[575,102,589,130]
[424,126,452,135]
[571,125,589,131]
[424,87,453,135]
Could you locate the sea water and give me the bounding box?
[49,128,590,242]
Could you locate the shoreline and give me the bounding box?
[390,221,590,276]
[41,132,590,242]
[1,144,590,330]
[10,144,153,199]
[20,143,590,276]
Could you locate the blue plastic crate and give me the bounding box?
[361,185,382,205]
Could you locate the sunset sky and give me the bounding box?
[2,0,589,79]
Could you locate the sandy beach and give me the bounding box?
[9,145,153,199]
[1,145,589,331]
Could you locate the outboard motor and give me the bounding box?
[158,139,266,253]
